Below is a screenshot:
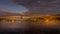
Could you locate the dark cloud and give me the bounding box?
[11,0,60,14]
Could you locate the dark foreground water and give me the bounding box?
[0,21,60,34]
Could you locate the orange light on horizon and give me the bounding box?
[45,19,49,23]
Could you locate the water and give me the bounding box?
[0,21,29,31]
[0,20,60,32]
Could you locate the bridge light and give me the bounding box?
[45,19,49,23]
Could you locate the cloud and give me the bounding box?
[0,5,11,12]
[11,0,60,14]
[0,5,19,15]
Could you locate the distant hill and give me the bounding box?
[0,11,22,16]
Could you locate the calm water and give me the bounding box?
[0,21,60,32]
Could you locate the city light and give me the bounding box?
[0,14,59,23]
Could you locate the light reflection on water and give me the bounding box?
[0,21,60,30]
[0,21,29,29]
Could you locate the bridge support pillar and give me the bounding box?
[10,19,15,23]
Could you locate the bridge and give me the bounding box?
[0,14,60,23]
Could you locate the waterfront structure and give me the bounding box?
[0,14,60,23]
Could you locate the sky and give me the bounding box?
[11,0,60,15]
[0,0,60,15]
[0,0,28,14]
